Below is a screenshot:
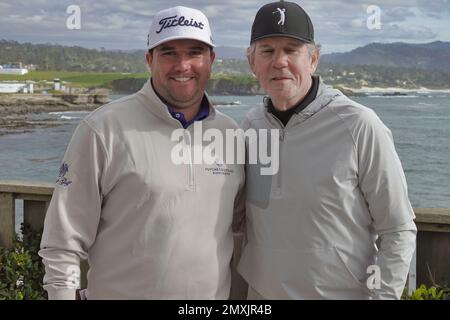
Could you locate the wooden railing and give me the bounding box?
[1,180,449,296]
[412,208,450,288]
[0,180,53,247]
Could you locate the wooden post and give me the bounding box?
[24,200,48,233]
[416,231,450,287]
[0,192,15,248]
[415,208,450,288]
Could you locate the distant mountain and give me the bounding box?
[0,39,147,73]
[3,39,449,72]
[1,39,449,89]
[321,41,450,71]
[0,40,247,72]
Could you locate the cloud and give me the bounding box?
[417,0,450,17]
[0,0,448,53]
[351,19,365,28]
[383,23,437,40]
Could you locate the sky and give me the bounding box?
[1,0,449,54]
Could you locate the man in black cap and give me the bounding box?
[236,1,417,299]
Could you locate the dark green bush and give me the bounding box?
[0,224,47,300]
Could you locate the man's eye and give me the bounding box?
[260,50,273,55]
[162,51,176,56]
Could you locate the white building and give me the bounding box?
[0,81,34,93]
[0,63,29,75]
[53,78,61,91]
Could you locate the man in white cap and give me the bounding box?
[39,6,245,299]
[237,1,417,299]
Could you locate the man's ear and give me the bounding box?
[145,51,153,66]
[247,46,256,75]
[210,49,216,64]
[145,51,153,74]
[310,51,320,74]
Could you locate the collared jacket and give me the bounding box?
[39,79,245,299]
[237,80,416,299]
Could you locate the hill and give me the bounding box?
[1,40,450,90]
[2,39,450,72]
[0,39,146,73]
[0,40,247,73]
[321,41,450,71]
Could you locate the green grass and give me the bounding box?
[0,71,147,88]
[210,73,257,86]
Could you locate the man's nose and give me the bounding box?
[272,51,288,69]
[174,55,192,72]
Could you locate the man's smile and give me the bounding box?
[170,76,195,83]
[271,76,292,82]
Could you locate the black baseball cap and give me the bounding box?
[250,1,314,44]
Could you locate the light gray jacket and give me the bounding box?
[39,80,245,299]
[237,80,416,299]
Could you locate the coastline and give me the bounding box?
[0,94,104,136]
[0,93,243,136]
[341,85,450,94]
[0,86,448,137]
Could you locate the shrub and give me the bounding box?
[402,284,450,300]
[0,224,47,300]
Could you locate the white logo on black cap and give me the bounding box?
[273,8,286,26]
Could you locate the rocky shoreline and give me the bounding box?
[0,93,243,136]
[1,85,448,137]
[0,94,105,136]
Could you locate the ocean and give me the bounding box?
[1,92,449,219]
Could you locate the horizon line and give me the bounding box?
[1,38,449,55]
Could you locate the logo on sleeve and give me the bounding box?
[56,162,73,187]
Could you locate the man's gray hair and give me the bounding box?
[306,43,321,56]
[247,41,321,59]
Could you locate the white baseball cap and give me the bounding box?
[147,6,215,50]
